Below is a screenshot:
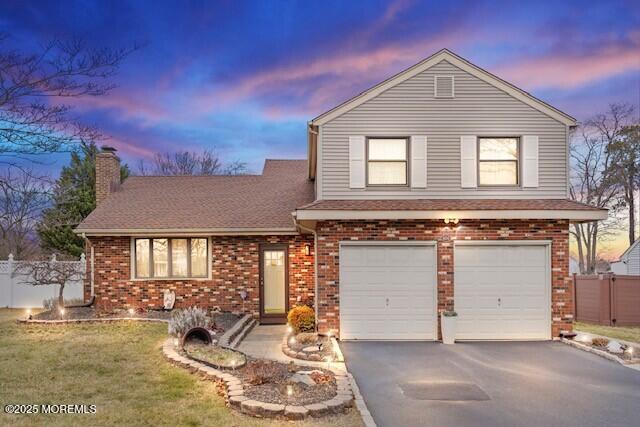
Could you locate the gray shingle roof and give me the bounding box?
[76,159,314,233]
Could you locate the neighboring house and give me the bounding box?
[610,239,640,275]
[76,49,606,340]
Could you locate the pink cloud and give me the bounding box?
[495,41,640,89]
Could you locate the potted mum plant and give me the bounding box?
[441,310,458,344]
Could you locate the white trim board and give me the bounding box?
[296,209,607,222]
[311,49,576,127]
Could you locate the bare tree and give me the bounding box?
[0,168,50,258]
[569,104,632,273]
[608,123,640,245]
[12,255,84,307]
[137,150,247,176]
[0,33,138,172]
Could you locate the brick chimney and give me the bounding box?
[95,146,121,206]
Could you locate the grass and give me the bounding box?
[575,321,640,344]
[0,309,362,427]
[183,342,246,368]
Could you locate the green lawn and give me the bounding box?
[0,309,362,427]
[575,321,640,344]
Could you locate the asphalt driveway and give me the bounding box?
[341,341,640,427]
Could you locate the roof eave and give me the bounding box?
[74,227,300,237]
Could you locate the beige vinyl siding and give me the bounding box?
[320,60,568,199]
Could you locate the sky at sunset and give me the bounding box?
[1,0,639,259]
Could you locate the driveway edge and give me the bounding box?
[347,371,377,427]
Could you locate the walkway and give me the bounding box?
[238,324,347,373]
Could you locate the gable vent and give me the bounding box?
[435,75,454,98]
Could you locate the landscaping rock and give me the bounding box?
[228,389,244,397]
[302,346,319,353]
[607,341,624,354]
[284,405,308,420]
[290,373,316,387]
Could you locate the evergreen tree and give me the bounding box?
[38,144,129,256]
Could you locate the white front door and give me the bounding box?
[339,243,437,340]
[454,243,551,340]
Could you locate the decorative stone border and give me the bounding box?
[17,317,169,325]
[162,338,354,420]
[561,338,640,371]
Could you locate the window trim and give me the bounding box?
[132,237,210,280]
[477,136,520,187]
[365,136,410,187]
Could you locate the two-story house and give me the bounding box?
[76,49,606,341]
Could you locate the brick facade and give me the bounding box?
[85,235,314,317]
[95,151,121,206]
[314,219,572,338]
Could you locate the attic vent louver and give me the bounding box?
[435,75,454,98]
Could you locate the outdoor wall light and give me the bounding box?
[304,244,311,256]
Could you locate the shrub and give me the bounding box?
[592,337,609,347]
[287,305,315,333]
[296,332,319,345]
[168,307,210,338]
[244,360,285,385]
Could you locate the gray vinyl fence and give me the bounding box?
[0,254,85,308]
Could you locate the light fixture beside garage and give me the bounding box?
[304,243,311,256]
[443,218,459,224]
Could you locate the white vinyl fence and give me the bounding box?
[0,254,85,308]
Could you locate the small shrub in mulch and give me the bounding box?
[591,337,609,347]
[235,359,337,406]
[287,305,315,333]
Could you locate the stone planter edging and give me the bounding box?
[162,338,354,420]
[17,317,169,325]
[561,338,640,371]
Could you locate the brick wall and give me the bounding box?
[85,235,314,317]
[315,219,572,338]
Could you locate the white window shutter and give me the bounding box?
[410,135,427,188]
[460,135,477,188]
[349,136,365,189]
[522,135,539,187]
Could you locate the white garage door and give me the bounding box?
[455,243,551,340]
[340,243,436,340]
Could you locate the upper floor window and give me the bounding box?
[134,237,208,279]
[478,137,519,186]
[367,138,408,186]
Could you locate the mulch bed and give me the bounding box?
[32,306,172,321]
[32,307,241,334]
[211,312,242,334]
[235,359,337,406]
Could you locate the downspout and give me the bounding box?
[293,215,319,328]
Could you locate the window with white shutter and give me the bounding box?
[460,135,477,188]
[410,135,427,188]
[349,136,366,188]
[522,135,539,187]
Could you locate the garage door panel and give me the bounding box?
[455,245,550,340]
[340,244,436,340]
